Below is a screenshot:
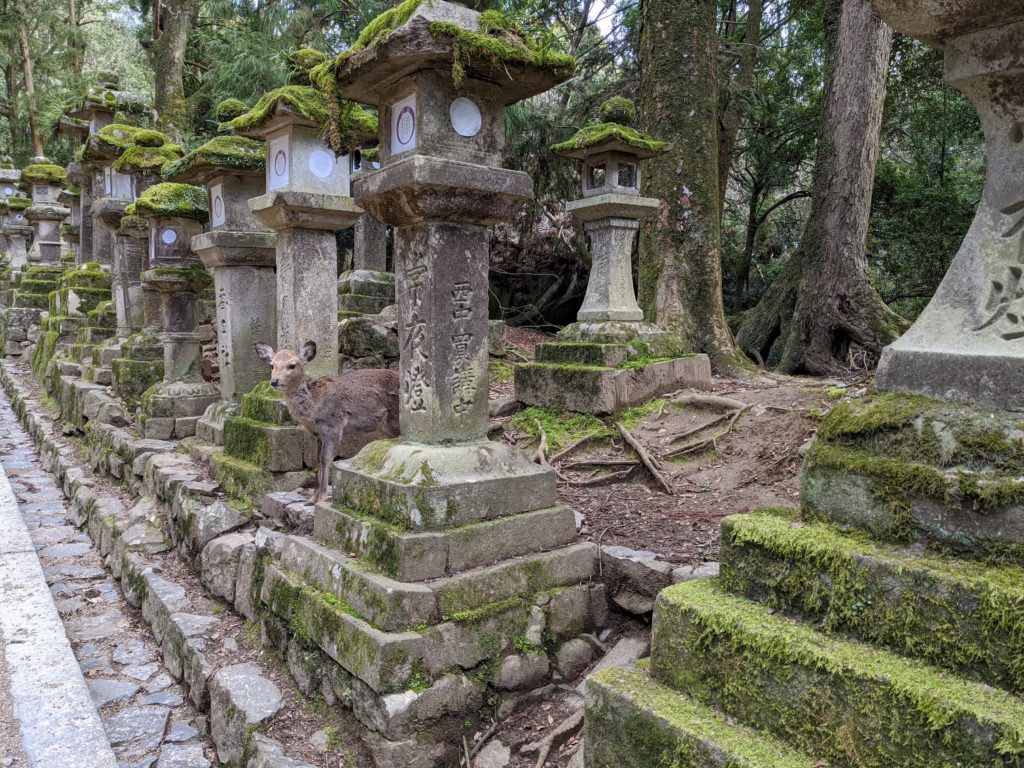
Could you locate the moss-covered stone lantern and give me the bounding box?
[0,161,21,262]
[22,160,70,264]
[58,184,81,263]
[134,183,219,438]
[231,50,376,377]
[0,194,32,270]
[163,134,277,443]
[515,98,712,413]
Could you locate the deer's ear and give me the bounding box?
[299,341,317,363]
[254,343,275,363]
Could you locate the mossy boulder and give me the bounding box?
[598,96,638,126]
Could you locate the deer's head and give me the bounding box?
[254,341,317,391]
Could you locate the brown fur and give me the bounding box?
[255,341,399,504]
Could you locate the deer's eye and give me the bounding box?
[288,364,296,369]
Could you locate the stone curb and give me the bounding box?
[0,440,119,768]
[0,360,312,768]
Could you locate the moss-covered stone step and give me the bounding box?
[49,286,111,316]
[223,416,309,472]
[210,449,311,508]
[240,381,293,425]
[720,509,1024,694]
[584,666,820,768]
[18,279,58,295]
[76,326,116,345]
[535,341,630,367]
[313,502,579,581]
[280,536,437,631]
[652,580,1024,768]
[13,291,48,309]
[337,292,392,314]
[112,357,164,409]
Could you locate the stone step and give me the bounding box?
[535,341,630,367]
[280,535,437,631]
[585,666,820,768]
[239,382,293,425]
[209,449,310,507]
[651,580,1024,768]
[222,416,311,472]
[720,509,1024,694]
[338,293,392,314]
[260,560,598,695]
[313,502,578,581]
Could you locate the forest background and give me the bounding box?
[0,0,981,375]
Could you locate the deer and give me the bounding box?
[254,340,400,505]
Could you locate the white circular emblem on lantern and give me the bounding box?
[3,186,13,196]
[308,149,335,179]
[161,228,178,245]
[449,98,482,138]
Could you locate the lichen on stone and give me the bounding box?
[162,135,266,180]
[21,163,67,184]
[132,182,209,222]
[118,214,149,234]
[229,85,330,132]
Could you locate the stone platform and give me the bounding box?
[584,392,1024,766]
[516,341,712,414]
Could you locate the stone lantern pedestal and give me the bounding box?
[516,101,710,414]
[134,184,220,439]
[58,186,81,264]
[247,8,603,764]
[163,135,279,445]
[339,153,394,316]
[22,161,69,265]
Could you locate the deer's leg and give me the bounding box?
[310,435,324,505]
[317,435,337,507]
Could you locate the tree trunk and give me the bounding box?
[151,0,201,136]
[637,0,749,372]
[15,3,43,158]
[735,0,905,374]
[737,180,763,301]
[67,0,84,73]
[4,62,24,160]
[718,0,763,208]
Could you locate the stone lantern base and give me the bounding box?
[337,269,395,316]
[515,324,713,414]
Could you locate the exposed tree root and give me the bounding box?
[616,422,674,495]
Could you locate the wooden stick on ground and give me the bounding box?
[522,710,585,768]
[615,422,674,495]
[668,411,731,444]
[567,467,635,486]
[562,459,639,469]
[531,418,550,465]
[550,433,598,463]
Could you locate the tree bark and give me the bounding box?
[4,62,24,159]
[151,0,202,136]
[67,0,84,73]
[718,0,763,208]
[735,0,906,374]
[15,2,43,158]
[637,0,749,372]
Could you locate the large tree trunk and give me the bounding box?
[637,0,749,372]
[15,3,43,157]
[718,0,763,208]
[151,0,201,136]
[4,62,24,159]
[735,0,905,374]
[67,0,84,74]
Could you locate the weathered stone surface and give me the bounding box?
[242,733,315,768]
[87,678,141,708]
[208,663,283,765]
[155,742,211,768]
[103,706,171,758]
[200,531,255,603]
[556,638,594,680]
[492,652,549,691]
[474,740,511,768]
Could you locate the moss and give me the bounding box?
[287,48,329,86]
[598,96,638,126]
[551,121,668,155]
[817,392,939,442]
[427,18,575,88]
[93,124,169,159]
[721,509,1024,693]
[112,142,183,173]
[335,0,425,60]
[132,182,209,222]
[162,135,265,179]
[654,580,1024,763]
[21,163,67,184]
[118,214,148,234]
[230,85,330,132]
[214,98,248,122]
[448,596,526,624]
[488,359,513,383]
[507,406,611,452]
[6,196,30,211]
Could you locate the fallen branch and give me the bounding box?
[468,722,500,760]
[550,433,600,463]
[567,467,635,486]
[668,412,731,444]
[562,459,639,469]
[671,393,747,411]
[531,418,549,465]
[522,710,585,768]
[662,406,748,460]
[616,422,674,495]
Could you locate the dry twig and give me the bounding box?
[522,710,585,768]
[550,433,599,463]
[567,467,635,486]
[531,417,549,465]
[616,422,674,495]
[562,459,639,469]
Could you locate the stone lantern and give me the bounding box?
[21,160,70,264]
[133,183,219,439]
[338,145,393,315]
[260,9,604,759]
[66,73,150,265]
[868,2,1024,410]
[58,185,81,263]
[0,195,32,272]
[0,160,21,261]
[230,58,376,378]
[163,134,278,443]
[515,97,712,413]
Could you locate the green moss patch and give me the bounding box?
[598,96,637,126]
[551,122,668,155]
[6,196,30,211]
[214,98,248,122]
[21,163,67,184]
[162,135,265,179]
[133,182,209,222]
[653,579,1024,765]
[112,143,183,174]
[230,85,330,132]
[507,405,610,452]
